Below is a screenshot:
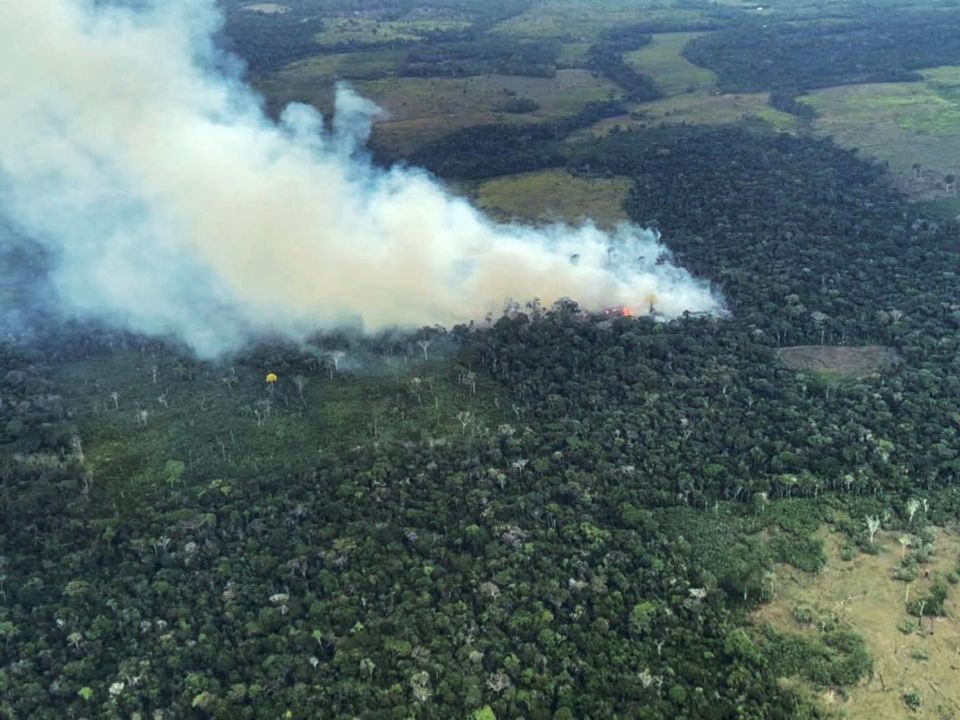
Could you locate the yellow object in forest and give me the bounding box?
[265,372,278,384]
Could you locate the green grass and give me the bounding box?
[556,42,592,68]
[641,92,797,131]
[350,69,624,154]
[315,18,471,47]
[492,2,714,40]
[254,51,407,115]
[623,33,717,96]
[470,169,632,227]
[54,349,505,517]
[569,91,797,140]
[354,70,622,121]
[801,67,960,177]
[915,197,960,220]
[258,67,623,153]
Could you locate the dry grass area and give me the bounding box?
[755,528,960,719]
[779,345,901,379]
[469,169,632,226]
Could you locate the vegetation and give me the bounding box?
[6,1,960,717]
[402,37,559,78]
[684,11,960,93]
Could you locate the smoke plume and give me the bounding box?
[0,0,722,356]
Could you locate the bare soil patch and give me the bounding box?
[779,345,901,379]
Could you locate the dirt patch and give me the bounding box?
[241,3,289,14]
[756,528,960,719]
[779,345,901,379]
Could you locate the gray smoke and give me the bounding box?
[0,0,723,356]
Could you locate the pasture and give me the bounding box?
[469,169,632,227]
[756,527,960,719]
[802,67,960,190]
[624,32,717,97]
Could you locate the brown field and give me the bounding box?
[756,528,960,719]
[779,345,901,379]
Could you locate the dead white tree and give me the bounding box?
[898,535,912,560]
[109,391,119,410]
[136,409,149,427]
[292,375,308,405]
[906,498,920,524]
[70,435,85,465]
[456,410,473,434]
[417,339,432,362]
[865,515,881,545]
[327,350,346,379]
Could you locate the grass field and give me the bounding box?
[315,18,471,47]
[469,169,632,226]
[259,67,622,153]
[916,197,960,221]
[570,91,797,139]
[492,1,715,40]
[556,42,592,68]
[355,70,622,121]
[802,67,960,188]
[779,345,901,380]
[351,70,622,153]
[756,527,960,719]
[624,32,717,97]
[254,51,406,119]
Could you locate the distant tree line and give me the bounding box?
[406,100,627,178]
[683,11,960,93]
[585,29,663,102]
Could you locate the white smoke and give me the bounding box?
[0,0,723,356]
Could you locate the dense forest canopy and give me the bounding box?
[683,10,960,93]
[4,1,960,718]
